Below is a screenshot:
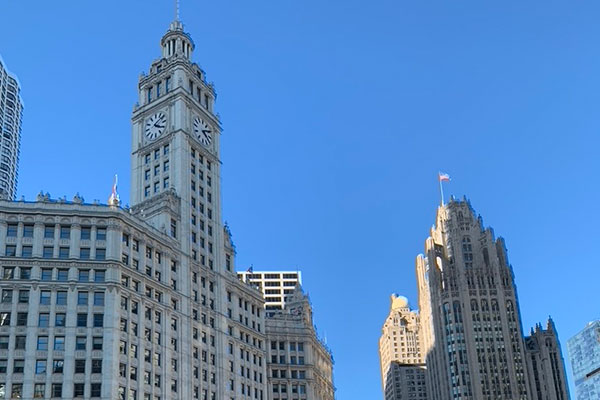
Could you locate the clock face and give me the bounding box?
[194,117,213,147]
[145,112,167,140]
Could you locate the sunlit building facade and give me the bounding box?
[568,320,600,400]
[0,56,22,200]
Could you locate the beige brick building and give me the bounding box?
[378,294,427,400]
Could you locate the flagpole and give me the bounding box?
[439,173,444,206]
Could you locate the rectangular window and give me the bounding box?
[77,313,87,327]
[41,268,53,281]
[44,224,55,238]
[57,269,68,281]
[94,314,104,328]
[0,336,8,349]
[56,291,68,305]
[60,226,70,239]
[37,336,48,350]
[76,336,86,350]
[79,269,90,282]
[6,224,17,237]
[96,248,106,260]
[14,335,25,349]
[0,313,9,326]
[52,384,62,398]
[38,313,50,327]
[5,245,16,256]
[94,292,105,306]
[22,246,32,257]
[20,267,30,279]
[53,359,64,373]
[1,290,11,303]
[81,226,91,240]
[40,291,51,305]
[77,291,88,305]
[75,359,86,373]
[43,246,53,258]
[34,383,46,398]
[23,224,34,237]
[54,336,65,351]
[80,247,90,259]
[94,270,105,282]
[92,337,103,350]
[59,246,69,258]
[96,228,107,241]
[16,312,27,326]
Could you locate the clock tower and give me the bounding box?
[129,18,267,400]
[130,18,223,269]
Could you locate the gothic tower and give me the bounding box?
[416,199,529,400]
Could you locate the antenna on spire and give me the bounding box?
[175,0,180,21]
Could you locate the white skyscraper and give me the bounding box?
[0,55,22,200]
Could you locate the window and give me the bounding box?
[53,359,64,373]
[79,269,90,282]
[16,312,27,326]
[0,336,7,349]
[34,383,45,398]
[22,246,32,257]
[81,226,91,240]
[75,359,86,373]
[77,313,87,327]
[60,226,70,239]
[97,228,107,241]
[56,291,68,305]
[94,314,104,327]
[52,383,63,398]
[92,336,103,350]
[40,291,51,305]
[92,359,102,373]
[54,336,65,351]
[1,290,11,303]
[76,336,86,350]
[14,335,25,349]
[13,359,24,373]
[59,246,69,258]
[35,359,47,374]
[94,270,105,282]
[6,224,17,237]
[37,336,48,350]
[42,246,54,258]
[41,268,53,281]
[96,248,106,260]
[22,224,34,237]
[80,247,90,259]
[55,269,68,282]
[55,313,66,327]
[74,383,84,398]
[94,292,105,306]
[77,291,88,305]
[38,313,50,328]
[10,382,23,399]
[20,267,31,279]
[5,245,16,256]
[44,224,55,238]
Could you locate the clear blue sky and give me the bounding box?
[1,0,599,398]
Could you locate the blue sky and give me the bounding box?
[2,0,599,397]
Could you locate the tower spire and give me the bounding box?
[175,0,180,21]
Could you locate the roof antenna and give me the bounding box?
[175,0,180,21]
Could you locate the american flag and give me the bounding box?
[438,172,451,182]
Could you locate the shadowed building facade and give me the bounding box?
[416,198,569,400]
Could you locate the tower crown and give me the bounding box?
[161,20,195,60]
